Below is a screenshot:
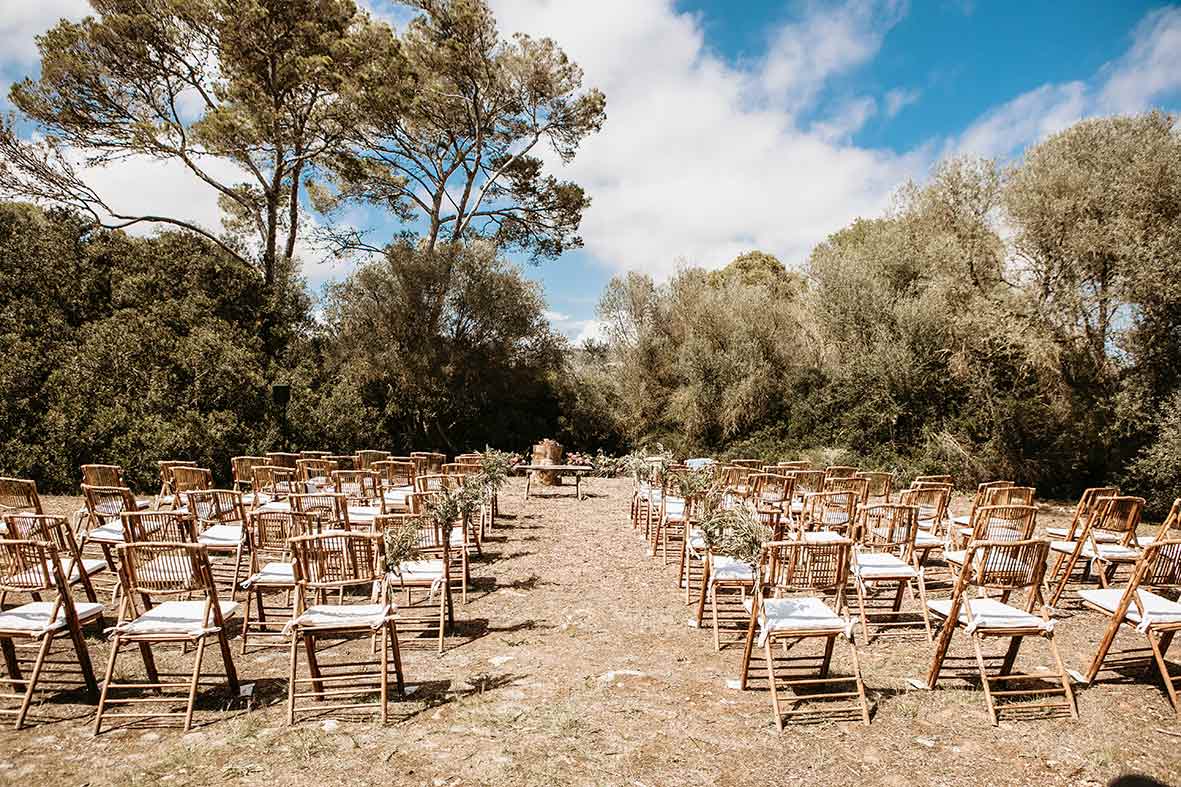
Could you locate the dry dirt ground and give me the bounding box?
[1,478,1179,786]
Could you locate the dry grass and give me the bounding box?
[0,479,1178,786]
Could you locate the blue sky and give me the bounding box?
[2,1,1179,343]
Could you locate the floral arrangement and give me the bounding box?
[698,505,772,567]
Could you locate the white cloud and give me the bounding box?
[884,87,920,117]
[955,6,1181,161]
[0,0,90,64]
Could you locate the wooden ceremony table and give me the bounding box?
[513,464,594,501]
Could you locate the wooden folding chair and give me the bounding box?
[1078,538,1181,713]
[325,454,356,471]
[855,471,894,502]
[926,539,1076,725]
[823,465,858,481]
[650,474,688,564]
[289,493,351,532]
[286,532,405,723]
[852,503,931,642]
[824,476,870,505]
[949,481,1014,531]
[296,459,337,493]
[799,491,858,537]
[251,465,298,506]
[3,514,106,604]
[333,470,383,508]
[738,538,870,728]
[171,466,212,509]
[0,539,102,729]
[1048,496,1145,606]
[95,542,240,733]
[240,511,311,653]
[355,450,392,470]
[375,513,453,653]
[156,460,198,509]
[81,464,125,488]
[186,490,251,600]
[265,452,301,470]
[231,456,267,496]
[899,486,952,565]
[0,478,42,517]
[410,452,446,474]
[80,485,144,576]
[943,505,1038,570]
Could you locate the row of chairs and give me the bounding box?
[629,461,1181,729]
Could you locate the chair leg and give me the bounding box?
[183,636,208,733]
[241,590,254,654]
[710,586,721,651]
[380,623,389,724]
[914,573,933,642]
[846,635,871,726]
[926,618,956,689]
[971,635,1000,726]
[216,627,239,695]
[287,633,298,725]
[854,578,872,644]
[0,638,22,694]
[1084,614,1123,683]
[1047,634,1079,720]
[14,633,55,730]
[388,620,405,695]
[819,635,836,678]
[1149,630,1180,713]
[94,637,122,735]
[694,561,710,626]
[764,641,783,732]
[739,609,758,690]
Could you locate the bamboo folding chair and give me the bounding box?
[375,514,453,653]
[789,469,825,502]
[333,470,383,507]
[1078,538,1181,713]
[155,460,198,509]
[325,454,356,471]
[94,542,239,733]
[410,452,446,474]
[411,492,472,604]
[240,511,312,653]
[231,456,267,496]
[297,459,337,493]
[823,465,858,481]
[0,478,42,517]
[855,471,894,502]
[300,451,332,460]
[650,473,690,564]
[1137,499,1181,549]
[414,473,455,494]
[899,486,952,564]
[3,514,105,604]
[824,476,870,505]
[950,481,1014,531]
[745,474,794,509]
[355,450,392,470]
[738,538,869,728]
[171,466,213,508]
[185,490,251,599]
[372,461,417,513]
[943,505,1038,572]
[1048,496,1146,606]
[697,542,759,651]
[251,465,298,505]
[851,504,931,642]
[80,485,144,575]
[799,491,858,538]
[286,532,405,724]
[265,452,301,470]
[1044,487,1122,591]
[925,539,1076,725]
[0,539,102,729]
[289,493,351,532]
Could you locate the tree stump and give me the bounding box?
[531,439,564,485]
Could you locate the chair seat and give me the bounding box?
[952,514,970,526]
[751,596,852,645]
[1045,526,1120,543]
[800,530,846,543]
[664,497,686,521]
[241,492,272,507]
[119,600,238,637]
[711,555,755,583]
[914,530,944,548]
[927,598,1052,633]
[242,561,294,588]
[853,551,916,579]
[198,524,244,548]
[687,528,707,551]
[383,486,414,506]
[290,603,393,631]
[1081,543,1140,561]
[1078,588,1181,629]
[0,601,104,634]
[393,559,445,583]
[944,549,966,566]
[87,523,126,544]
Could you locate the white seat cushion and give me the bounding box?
[0,601,104,634]
[120,600,238,636]
[241,492,271,507]
[393,559,444,582]
[853,551,916,579]
[711,555,755,583]
[927,598,1052,633]
[1078,588,1181,629]
[383,486,414,506]
[1080,543,1140,562]
[198,524,243,548]
[346,506,382,524]
[290,603,391,631]
[1045,526,1120,543]
[664,497,686,521]
[87,523,125,544]
[801,530,847,543]
[688,528,707,551]
[756,597,852,644]
[914,530,944,548]
[242,561,294,588]
[952,514,970,526]
[943,549,967,566]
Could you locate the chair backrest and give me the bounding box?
[899,486,950,533]
[290,531,383,590]
[790,470,825,497]
[185,489,247,526]
[171,467,213,504]
[355,450,392,470]
[0,538,73,605]
[442,462,478,477]
[1061,486,1120,540]
[913,474,952,486]
[231,456,267,489]
[265,452,301,469]
[373,513,448,566]
[858,503,919,554]
[116,542,222,614]
[777,460,812,471]
[956,538,1050,595]
[415,473,455,493]
[248,510,312,558]
[748,473,793,505]
[410,452,446,474]
[729,459,763,469]
[0,477,42,515]
[823,476,870,503]
[2,516,86,582]
[801,491,857,532]
[823,465,858,481]
[371,460,415,488]
[332,470,381,504]
[721,466,753,489]
[325,454,356,471]
[300,450,332,460]
[1134,538,1181,590]
[82,485,138,523]
[966,504,1037,543]
[760,539,851,598]
[81,464,124,487]
[1087,496,1145,542]
[1152,499,1181,543]
[121,510,198,543]
[984,485,1035,507]
[855,471,894,500]
[157,460,198,495]
[252,465,298,499]
[297,458,337,484]
[289,493,350,530]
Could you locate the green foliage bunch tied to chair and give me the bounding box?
[699,505,773,568]
[673,465,725,515]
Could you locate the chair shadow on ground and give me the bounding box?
[443,617,551,649]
